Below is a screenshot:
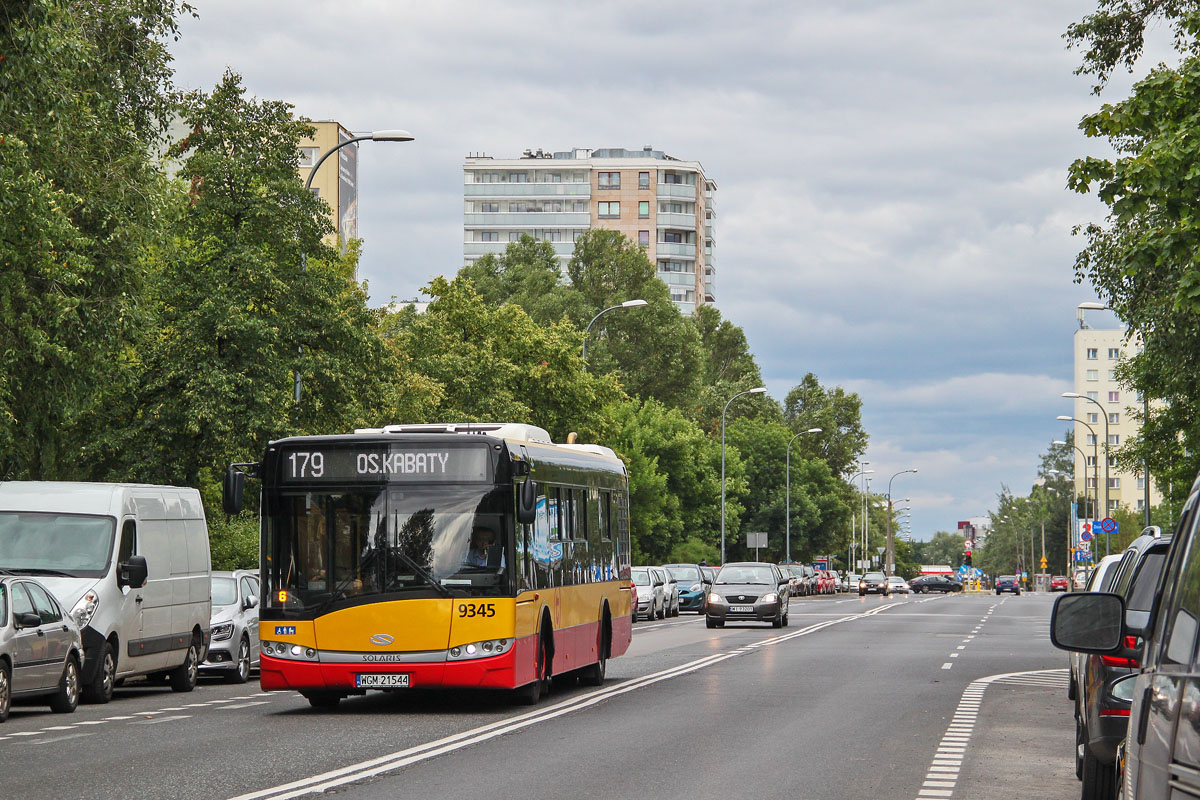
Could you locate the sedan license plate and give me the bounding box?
[730,605,754,613]
[355,673,409,688]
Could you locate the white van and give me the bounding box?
[0,482,211,703]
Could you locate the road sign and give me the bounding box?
[1040,557,1048,569]
[1100,517,1118,535]
[1080,526,1093,543]
[747,532,767,549]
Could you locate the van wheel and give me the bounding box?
[169,642,199,693]
[49,654,80,713]
[226,637,251,684]
[0,661,11,723]
[82,642,116,704]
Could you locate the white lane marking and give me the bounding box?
[42,725,75,731]
[30,732,95,744]
[223,701,271,710]
[230,603,907,800]
[941,663,953,669]
[911,667,1068,799]
[133,715,191,725]
[74,720,108,726]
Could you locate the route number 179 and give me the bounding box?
[288,451,325,478]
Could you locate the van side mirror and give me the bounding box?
[1051,592,1124,653]
[119,555,149,589]
[16,611,41,629]
[223,467,246,515]
[517,479,538,525]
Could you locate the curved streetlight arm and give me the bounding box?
[720,387,767,564]
[1063,393,1110,533]
[884,468,917,576]
[582,300,647,361]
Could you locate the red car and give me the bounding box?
[1050,575,1069,592]
[816,571,836,594]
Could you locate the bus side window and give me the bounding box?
[599,493,611,542]
[533,487,553,591]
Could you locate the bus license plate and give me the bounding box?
[730,605,753,613]
[356,673,410,688]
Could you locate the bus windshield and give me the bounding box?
[0,512,116,578]
[264,485,513,612]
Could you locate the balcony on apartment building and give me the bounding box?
[465,182,592,198]
[656,182,697,200]
[657,270,696,287]
[463,212,592,227]
[657,241,696,258]
[655,213,696,231]
[464,241,576,258]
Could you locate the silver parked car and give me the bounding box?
[200,570,260,684]
[1,576,84,721]
[630,567,665,620]
[652,566,680,617]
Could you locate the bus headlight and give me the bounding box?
[447,639,512,661]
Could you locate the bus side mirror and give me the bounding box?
[223,467,245,515]
[517,479,538,525]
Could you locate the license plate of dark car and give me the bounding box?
[356,673,410,688]
[730,605,753,613]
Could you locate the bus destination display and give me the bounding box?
[278,445,491,484]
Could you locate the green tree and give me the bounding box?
[913,531,969,570]
[0,0,185,478]
[784,373,869,477]
[1065,0,1199,93]
[457,235,579,323]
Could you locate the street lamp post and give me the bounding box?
[581,299,648,363]
[1057,416,1100,521]
[848,466,873,572]
[1053,439,1096,520]
[1063,393,1111,555]
[721,386,767,564]
[294,129,414,406]
[785,428,823,562]
[886,468,917,575]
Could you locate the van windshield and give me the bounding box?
[0,513,115,578]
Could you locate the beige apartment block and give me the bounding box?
[1069,324,1163,516]
[298,121,358,253]
[463,146,716,315]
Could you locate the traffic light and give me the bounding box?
[964,553,973,567]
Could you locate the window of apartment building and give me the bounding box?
[475,172,500,183]
[663,172,686,184]
[661,202,683,214]
[509,202,528,213]
[1086,369,1099,381]
[639,172,650,189]
[1108,370,1118,381]
[1108,348,1121,359]
[1109,413,1119,424]
[1136,391,1144,402]
[478,202,499,213]
[546,231,562,242]
[662,231,683,243]
[509,232,521,242]
[1087,477,1097,489]
[638,230,650,247]
[1108,391,1120,402]
[1109,477,1121,489]
[1108,501,1119,514]
[546,173,561,183]
[1087,413,1098,424]
[480,231,500,242]
[1137,499,1146,511]
[1086,434,1097,446]
[508,172,528,183]
[1137,476,1146,490]
[1108,434,1120,446]
[658,261,692,273]
[1087,391,1099,400]
[298,147,319,168]
[1108,456,1117,468]
[638,201,650,218]
[1086,456,1097,467]
[598,202,620,218]
[598,172,620,189]
[571,200,587,212]
[1086,348,1098,359]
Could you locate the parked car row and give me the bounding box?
[1049,466,1200,800]
[0,482,263,725]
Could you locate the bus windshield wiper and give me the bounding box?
[386,550,454,598]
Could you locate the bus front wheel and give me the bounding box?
[303,691,342,709]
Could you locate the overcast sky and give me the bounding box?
[170,0,1149,540]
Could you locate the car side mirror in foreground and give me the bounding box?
[243,594,259,610]
[1050,592,1124,654]
[16,611,41,629]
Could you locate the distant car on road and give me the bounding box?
[0,576,83,722]
[909,575,963,594]
[662,564,709,613]
[844,573,861,592]
[201,570,260,684]
[858,572,889,596]
[630,567,664,620]
[886,576,910,594]
[706,562,790,628]
[652,567,680,617]
[1049,575,1069,592]
[994,575,1021,595]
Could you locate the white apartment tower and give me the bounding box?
[464,146,716,314]
[1070,318,1163,516]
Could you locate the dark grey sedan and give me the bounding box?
[0,575,84,722]
[705,562,790,628]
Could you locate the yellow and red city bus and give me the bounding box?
[224,423,632,707]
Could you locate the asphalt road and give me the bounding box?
[0,592,1076,800]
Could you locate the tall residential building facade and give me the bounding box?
[463,147,716,314]
[1070,324,1163,516]
[298,121,358,252]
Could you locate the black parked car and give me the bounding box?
[1052,527,1173,800]
[909,575,963,593]
[994,575,1021,595]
